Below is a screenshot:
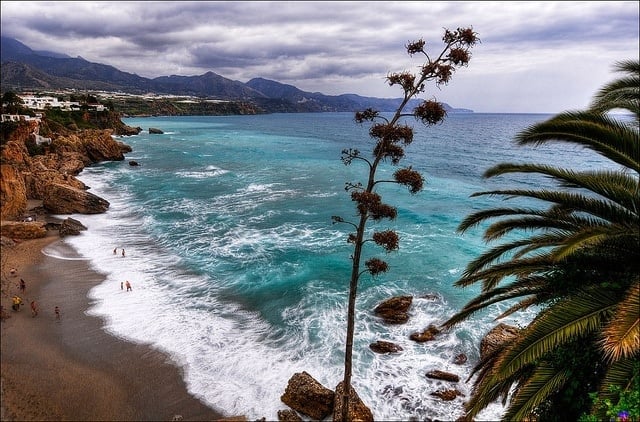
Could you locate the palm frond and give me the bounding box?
[470,188,638,227]
[514,112,640,172]
[455,254,555,290]
[503,363,571,422]
[494,290,618,379]
[483,164,640,213]
[590,59,640,118]
[600,280,640,361]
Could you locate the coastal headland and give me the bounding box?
[0,112,235,420]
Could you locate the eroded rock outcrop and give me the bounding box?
[1,120,131,225]
[0,221,47,239]
[43,183,109,214]
[0,165,28,220]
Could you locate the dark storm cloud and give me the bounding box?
[1,1,638,112]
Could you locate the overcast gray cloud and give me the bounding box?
[1,1,638,113]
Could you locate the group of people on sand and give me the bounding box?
[113,247,134,292]
[3,268,61,321]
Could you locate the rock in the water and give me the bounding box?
[430,389,464,401]
[453,353,468,365]
[373,295,413,324]
[409,324,440,342]
[333,381,374,422]
[281,371,334,420]
[149,127,164,134]
[481,323,521,359]
[425,370,460,382]
[277,409,302,421]
[369,340,403,354]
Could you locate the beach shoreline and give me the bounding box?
[0,230,235,421]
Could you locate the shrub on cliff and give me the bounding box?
[0,121,19,146]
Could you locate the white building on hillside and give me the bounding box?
[18,95,81,111]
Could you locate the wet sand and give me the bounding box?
[1,232,241,421]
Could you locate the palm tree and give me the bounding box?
[442,60,639,421]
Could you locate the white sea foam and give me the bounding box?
[67,113,584,421]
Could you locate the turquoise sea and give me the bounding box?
[46,112,614,421]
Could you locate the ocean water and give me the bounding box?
[44,112,615,421]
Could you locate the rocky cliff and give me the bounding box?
[1,118,132,234]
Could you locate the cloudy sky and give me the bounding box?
[1,1,638,113]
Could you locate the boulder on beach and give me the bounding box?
[42,183,110,214]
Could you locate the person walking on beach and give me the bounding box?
[122,249,126,257]
[11,296,23,311]
[54,306,60,319]
[30,300,38,317]
[125,280,132,291]
[113,248,117,255]
[19,279,26,292]
[121,281,124,290]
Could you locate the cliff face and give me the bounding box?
[1,119,132,222]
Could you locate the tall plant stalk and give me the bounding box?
[332,27,478,421]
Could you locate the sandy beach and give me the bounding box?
[0,231,238,421]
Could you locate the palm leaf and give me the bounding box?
[600,280,640,361]
[494,290,617,378]
[503,363,571,421]
[514,112,639,172]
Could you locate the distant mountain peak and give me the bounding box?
[1,36,473,113]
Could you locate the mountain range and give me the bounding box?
[0,36,472,113]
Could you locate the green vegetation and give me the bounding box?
[106,97,264,116]
[442,60,639,421]
[43,108,97,130]
[331,28,478,420]
[1,91,27,114]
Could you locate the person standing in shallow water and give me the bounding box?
[125,280,132,291]
[122,249,125,257]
